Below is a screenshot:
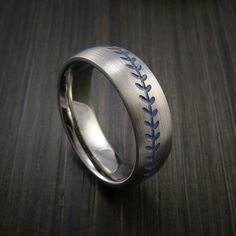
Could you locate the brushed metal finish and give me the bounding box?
[58,46,172,186]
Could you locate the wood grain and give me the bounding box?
[0,0,236,235]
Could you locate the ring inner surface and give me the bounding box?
[59,61,136,182]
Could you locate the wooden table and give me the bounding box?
[0,0,236,235]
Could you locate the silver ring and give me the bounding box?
[58,46,172,187]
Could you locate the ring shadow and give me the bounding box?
[73,153,161,235]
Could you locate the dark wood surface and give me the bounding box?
[0,0,236,235]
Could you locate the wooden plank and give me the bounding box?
[0,0,235,235]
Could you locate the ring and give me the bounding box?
[58,46,172,187]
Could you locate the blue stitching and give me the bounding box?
[108,47,160,177]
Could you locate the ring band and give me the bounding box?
[58,46,172,187]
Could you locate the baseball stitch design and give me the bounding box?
[108,47,160,177]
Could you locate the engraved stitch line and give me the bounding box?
[108,47,161,177]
